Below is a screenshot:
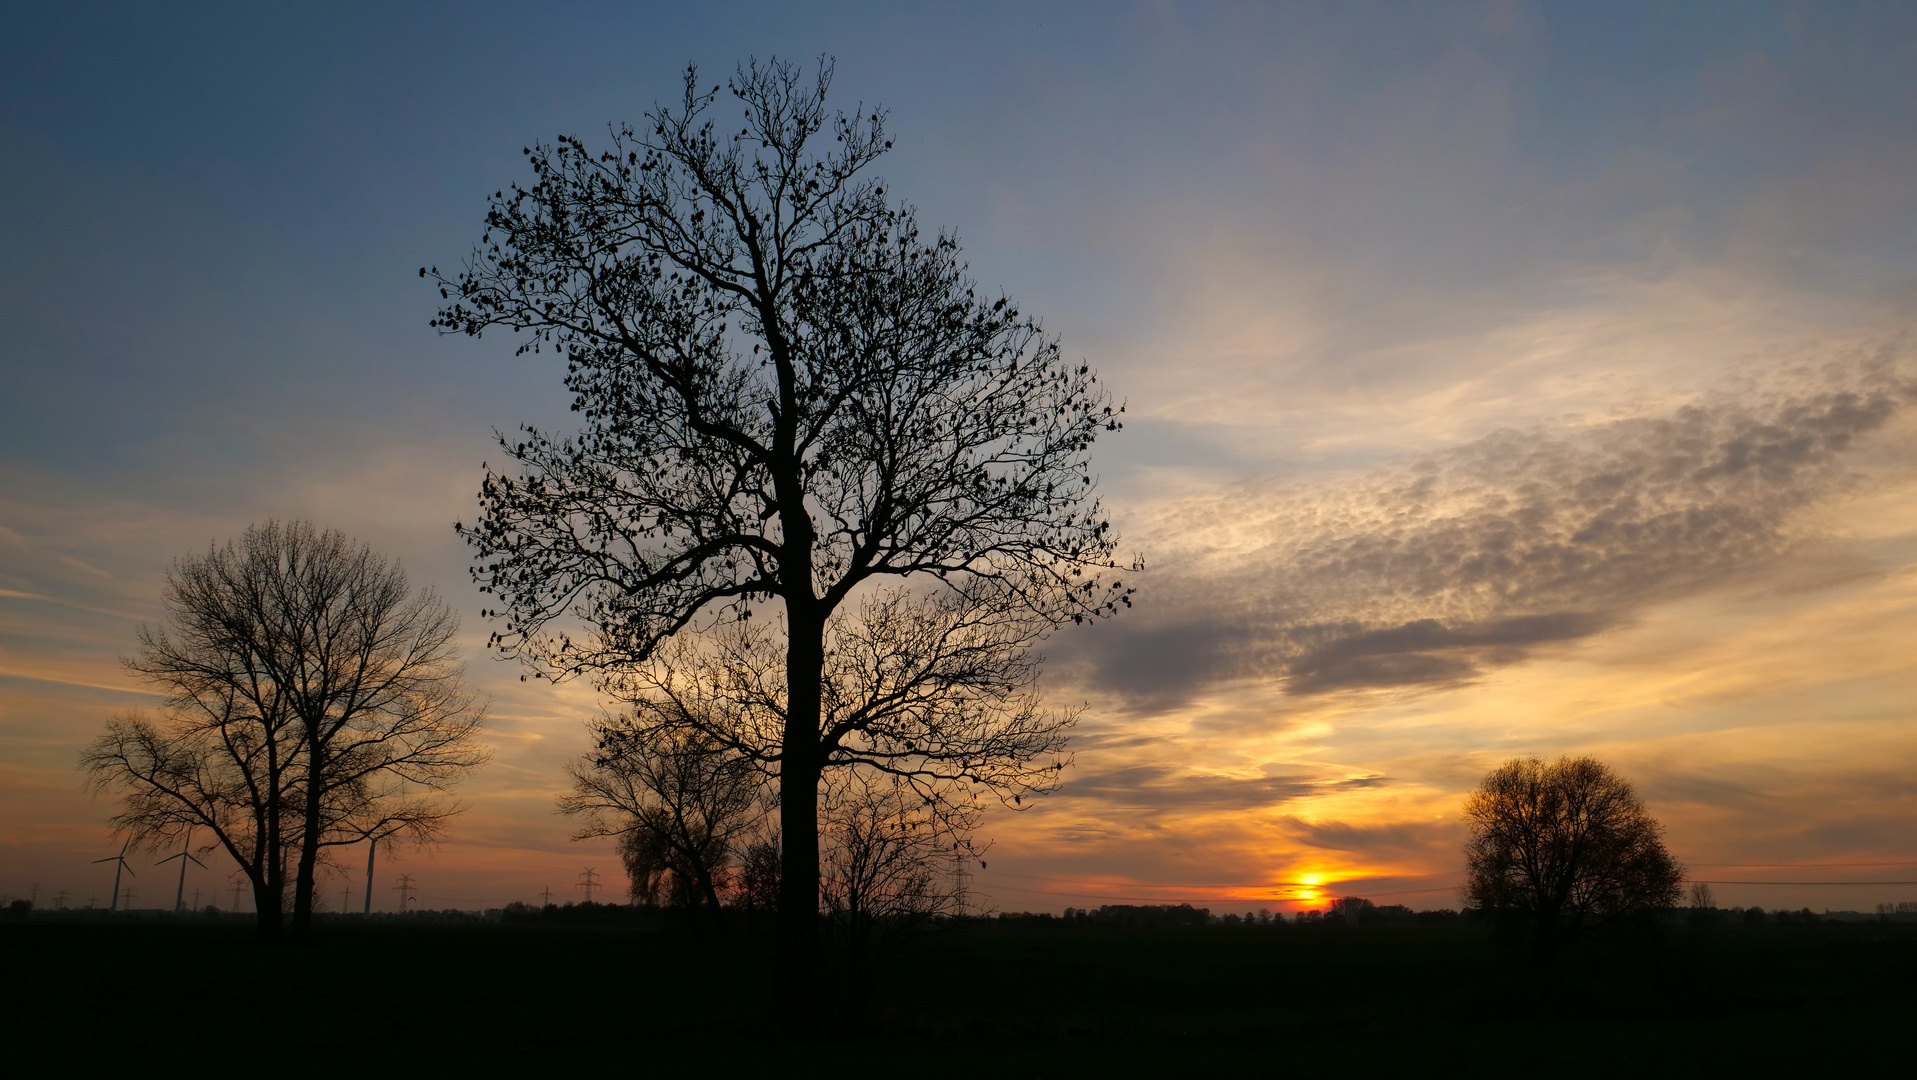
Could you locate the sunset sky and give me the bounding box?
[5,1,1917,916]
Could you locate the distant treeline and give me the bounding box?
[994,898,1465,929]
[14,896,1913,928]
[990,898,1917,930]
[2,900,503,923]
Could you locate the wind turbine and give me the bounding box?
[93,839,137,912]
[358,821,409,914]
[156,829,207,916]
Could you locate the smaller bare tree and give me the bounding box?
[1463,755,1684,964]
[561,724,761,926]
[82,703,299,942]
[819,767,980,1020]
[82,521,487,942]
[735,829,783,919]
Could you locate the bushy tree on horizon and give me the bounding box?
[1463,754,1684,963]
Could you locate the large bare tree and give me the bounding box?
[82,521,488,940]
[1463,755,1684,964]
[428,57,1128,1016]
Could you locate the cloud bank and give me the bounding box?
[1071,355,1915,709]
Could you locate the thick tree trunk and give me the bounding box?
[1532,904,1561,967]
[253,875,283,944]
[777,611,826,1032]
[844,914,869,1023]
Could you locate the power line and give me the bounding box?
[1693,880,1917,886]
[990,882,1265,904]
[1690,861,1917,869]
[1353,884,1464,897]
[986,869,1324,889]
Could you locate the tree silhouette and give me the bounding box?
[82,522,487,941]
[428,56,1128,1020]
[561,726,758,926]
[1463,755,1683,963]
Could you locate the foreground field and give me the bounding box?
[4,917,1912,1073]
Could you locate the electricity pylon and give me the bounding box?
[156,829,207,915]
[576,867,602,903]
[93,839,137,912]
[392,874,418,909]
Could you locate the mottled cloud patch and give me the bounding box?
[1282,611,1607,694]
[1070,359,1915,708]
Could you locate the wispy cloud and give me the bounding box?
[1057,764,1386,812]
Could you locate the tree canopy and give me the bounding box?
[1463,755,1684,963]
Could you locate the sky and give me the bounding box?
[4,0,1917,916]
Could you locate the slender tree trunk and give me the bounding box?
[778,611,826,1033]
[291,743,324,940]
[260,748,284,943]
[697,866,728,933]
[260,782,281,943]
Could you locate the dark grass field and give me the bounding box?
[5,917,1914,1074]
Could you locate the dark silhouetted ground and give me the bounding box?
[4,915,1911,1073]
